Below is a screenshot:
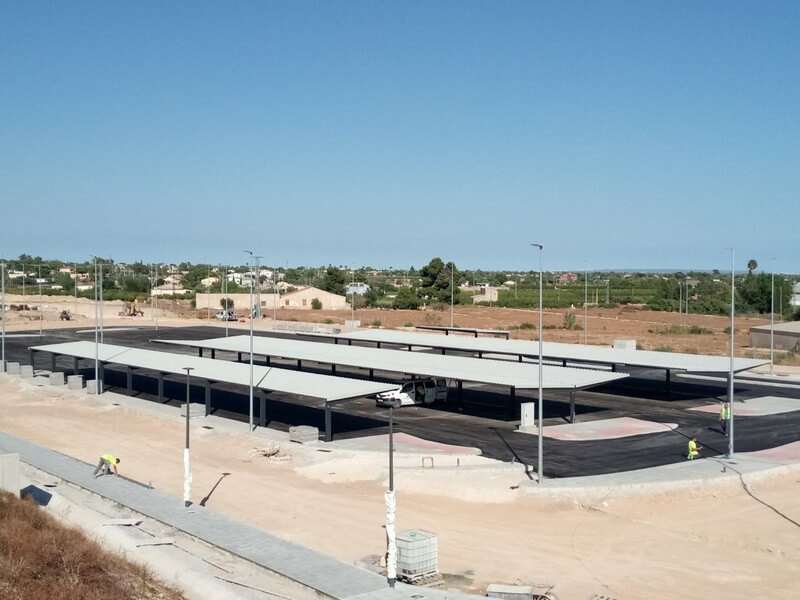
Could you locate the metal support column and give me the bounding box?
[205,381,211,416]
[331,364,336,375]
[237,352,242,362]
[519,355,523,363]
[369,368,374,379]
[324,404,332,442]
[457,380,463,411]
[259,394,266,427]
[569,389,576,424]
[98,362,104,392]
[509,386,516,417]
[297,359,302,370]
[126,366,132,393]
[211,348,215,359]
[440,348,445,355]
[198,347,203,357]
[266,355,271,366]
[50,353,56,372]
[334,338,339,345]
[348,339,352,346]
[611,363,616,372]
[562,359,567,367]
[74,356,79,375]
[408,345,412,351]
[376,341,381,349]
[158,372,164,403]
[30,350,35,370]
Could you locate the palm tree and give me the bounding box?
[747,259,758,274]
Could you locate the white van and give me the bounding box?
[376,378,448,408]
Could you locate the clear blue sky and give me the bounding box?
[1,2,797,272]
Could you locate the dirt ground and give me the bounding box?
[2,378,799,600]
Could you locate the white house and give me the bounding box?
[151,283,190,297]
[281,286,348,310]
[345,282,370,296]
[791,282,800,307]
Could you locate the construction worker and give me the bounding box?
[720,402,731,436]
[93,453,120,477]
[687,437,702,460]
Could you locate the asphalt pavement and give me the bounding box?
[4,324,799,478]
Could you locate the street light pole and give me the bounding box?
[770,257,775,375]
[183,366,194,508]
[385,405,396,588]
[584,262,588,345]
[450,262,454,328]
[99,262,104,343]
[94,259,100,394]
[224,265,229,337]
[728,248,735,458]
[531,243,544,483]
[38,265,43,339]
[244,251,255,431]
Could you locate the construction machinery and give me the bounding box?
[119,299,144,317]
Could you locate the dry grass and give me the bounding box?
[0,491,184,600]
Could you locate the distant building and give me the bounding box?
[282,286,348,310]
[200,276,219,288]
[792,282,800,307]
[58,267,74,274]
[151,283,189,297]
[472,284,499,304]
[345,282,370,296]
[557,273,578,283]
[76,284,94,292]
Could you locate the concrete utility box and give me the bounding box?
[67,375,84,390]
[396,529,438,581]
[613,339,637,350]
[180,403,205,417]
[86,379,101,395]
[289,426,319,444]
[487,584,534,599]
[20,365,34,378]
[33,376,49,387]
[7,362,20,375]
[518,402,536,433]
[0,454,21,497]
[344,319,361,331]
[50,372,65,386]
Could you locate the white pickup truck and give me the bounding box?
[375,378,448,408]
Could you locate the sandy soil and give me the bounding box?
[2,377,799,599]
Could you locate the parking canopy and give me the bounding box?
[336,329,768,374]
[153,335,628,390]
[29,341,396,402]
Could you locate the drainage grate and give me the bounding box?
[202,425,214,430]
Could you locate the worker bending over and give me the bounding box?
[93,453,120,477]
[687,438,702,460]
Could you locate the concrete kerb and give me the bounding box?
[521,456,800,502]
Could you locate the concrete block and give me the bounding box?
[518,402,536,433]
[180,403,205,417]
[289,425,319,444]
[613,339,637,350]
[50,372,65,386]
[0,360,5,374]
[7,362,20,375]
[86,379,101,395]
[20,365,34,378]
[67,375,84,390]
[0,454,21,497]
[33,376,49,387]
[486,583,534,599]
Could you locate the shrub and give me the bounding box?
[404,322,414,327]
[311,298,322,310]
[649,325,713,335]
[636,342,645,350]
[520,322,536,330]
[220,297,234,309]
[323,318,334,324]
[563,312,578,330]
[371,320,382,328]
[724,326,736,334]
[653,345,674,352]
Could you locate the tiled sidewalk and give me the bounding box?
[0,430,481,600]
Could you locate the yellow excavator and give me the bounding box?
[119,299,144,317]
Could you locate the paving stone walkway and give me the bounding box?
[0,430,482,600]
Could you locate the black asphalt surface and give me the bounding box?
[5,324,800,479]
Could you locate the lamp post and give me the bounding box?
[183,366,194,508]
[93,259,100,394]
[770,257,775,375]
[74,263,78,319]
[727,248,735,458]
[449,262,455,328]
[583,262,588,345]
[385,405,397,588]
[224,265,229,337]
[531,243,544,483]
[99,262,104,343]
[351,268,356,326]
[38,265,43,339]
[244,251,260,432]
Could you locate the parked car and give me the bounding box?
[215,310,237,321]
[376,378,448,408]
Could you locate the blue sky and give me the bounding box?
[1,2,797,272]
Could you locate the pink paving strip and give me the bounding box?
[373,432,482,454]
[744,441,800,463]
[542,417,678,441]
[689,396,800,416]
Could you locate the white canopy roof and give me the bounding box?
[154,335,628,390]
[31,341,396,402]
[337,329,768,374]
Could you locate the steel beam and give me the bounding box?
[569,389,576,424]
[259,394,266,427]
[324,404,332,442]
[205,380,211,416]
[126,366,132,393]
[158,372,164,403]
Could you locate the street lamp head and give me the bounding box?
[530,243,544,249]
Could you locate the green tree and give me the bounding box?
[747,259,758,274]
[320,267,346,296]
[220,298,234,310]
[419,257,460,303]
[311,298,322,310]
[392,287,422,310]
